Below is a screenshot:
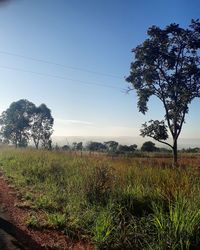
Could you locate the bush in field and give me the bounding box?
[84,165,115,205]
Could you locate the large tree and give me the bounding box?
[30,104,54,149]
[126,19,200,166]
[0,100,54,149]
[0,99,35,147]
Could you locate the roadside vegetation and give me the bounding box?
[0,147,200,249]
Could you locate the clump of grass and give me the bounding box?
[92,208,114,249]
[92,202,154,250]
[84,165,115,205]
[25,214,40,228]
[35,195,58,211]
[151,196,200,250]
[46,212,66,229]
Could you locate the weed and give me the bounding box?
[25,214,40,228]
[152,196,200,249]
[46,212,66,229]
[84,165,115,205]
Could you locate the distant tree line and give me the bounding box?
[66,141,197,154]
[60,140,173,155]
[180,147,200,153]
[0,99,54,149]
[61,140,138,155]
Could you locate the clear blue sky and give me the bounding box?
[0,0,199,140]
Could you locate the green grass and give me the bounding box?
[0,147,200,249]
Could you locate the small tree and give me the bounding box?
[62,145,70,151]
[76,142,83,151]
[141,141,158,152]
[104,141,119,153]
[126,20,200,166]
[72,142,83,155]
[86,141,106,153]
[72,142,83,151]
[118,144,137,154]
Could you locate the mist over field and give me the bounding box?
[52,136,200,149]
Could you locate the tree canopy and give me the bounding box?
[0,99,54,148]
[126,19,200,166]
[30,104,54,149]
[104,141,119,152]
[118,144,137,154]
[141,141,158,152]
[86,141,107,152]
[0,99,35,147]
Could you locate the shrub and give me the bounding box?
[84,165,115,205]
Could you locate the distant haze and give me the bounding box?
[52,136,200,149]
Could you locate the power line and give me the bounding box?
[0,50,122,79]
[0,65,123,90]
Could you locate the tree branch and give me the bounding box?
[175,42,185,76]
[146,134,173,149]
[175,106,188,140]
[156,70,174,137]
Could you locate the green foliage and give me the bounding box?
[141,120,169,141]
[92,209,114,249]
[25,214,40,228]
[0,99,35,147]
[152,197,200,249]
[46,212,66,229]
[0,99,54,149]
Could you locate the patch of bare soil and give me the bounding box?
[0,172,94,250]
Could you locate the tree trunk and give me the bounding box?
[173,139,178,167]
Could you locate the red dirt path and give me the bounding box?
[0,172,94,250]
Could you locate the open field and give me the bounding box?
[0,148,200,249]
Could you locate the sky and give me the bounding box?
[0,0,199,144]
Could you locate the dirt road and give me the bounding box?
[0,205,43,250]
[0,173,93,250]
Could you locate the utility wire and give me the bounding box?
[0,65,123,90]
[0,50,122,79]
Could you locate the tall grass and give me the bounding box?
[0,148,200,249]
